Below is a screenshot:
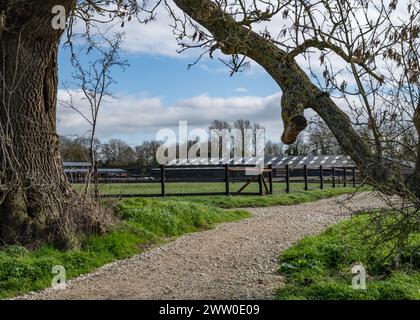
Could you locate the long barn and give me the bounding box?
[63,155,356,183]
[160,155,355,181]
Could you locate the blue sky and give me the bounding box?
[58,50,279,104]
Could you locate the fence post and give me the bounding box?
[304,164,308,191]
[352,167,356,187]
[285,165,290,193]
[225,164,230,196]
[269,165,273,195]
[320,165,324,190]
[343,167,347,187]
[259,173,264,196]
[332,167,336,188]
[94,160,99,199]
[160,165,166,197]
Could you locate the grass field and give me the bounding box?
[75,181,356,196]
[276,214,420,300]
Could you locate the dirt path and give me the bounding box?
[21,192,386,300]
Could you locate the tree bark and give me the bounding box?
[0,0,108,247]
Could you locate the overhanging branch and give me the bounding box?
[287,39,384,83]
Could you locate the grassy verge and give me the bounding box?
[178,187,362,208]
[82,182,364,209]
[276,214,420,300]
[0,198,249,299]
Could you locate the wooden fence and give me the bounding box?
[67,164,357,198]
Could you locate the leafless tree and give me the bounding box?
[100,139,136,166]
[61,30,127,197]
[59,136,97,162]
[307,116,342,155]
[164,0,420,248]
[135,140,163,166]
[265,140,283,157]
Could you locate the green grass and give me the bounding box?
[75,182,363,209]
[75,182,230,195]
[75,181,356,196]
[276,215,420,300]
[177,187,362,209]
[0,198,249,299]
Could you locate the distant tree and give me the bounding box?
[307,116,342,155]
[284,135,310,156]
[135,140,163,166]
[100,139,136,167]
[209,120,232,158]
[209,120,231,131]
[233,119,253,157]
[59,136,90,162]
[232,119,265,156]
[265,141,283,157]
[233,119,252,133]
[251,122,265,156]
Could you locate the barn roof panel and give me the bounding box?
[165,155,355,167]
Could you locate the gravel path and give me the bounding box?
[20,192,386,300]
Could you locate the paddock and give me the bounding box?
[65,155,358,198]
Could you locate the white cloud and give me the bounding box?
[57,90,284,144]
[71,1,186,58]
[118,8,181,57]
[199,63,228,73]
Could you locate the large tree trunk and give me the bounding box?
[0,1,109,247]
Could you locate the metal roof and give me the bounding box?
[166,155,354,168]
[63,162,92,168]
[64,168,126,174]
